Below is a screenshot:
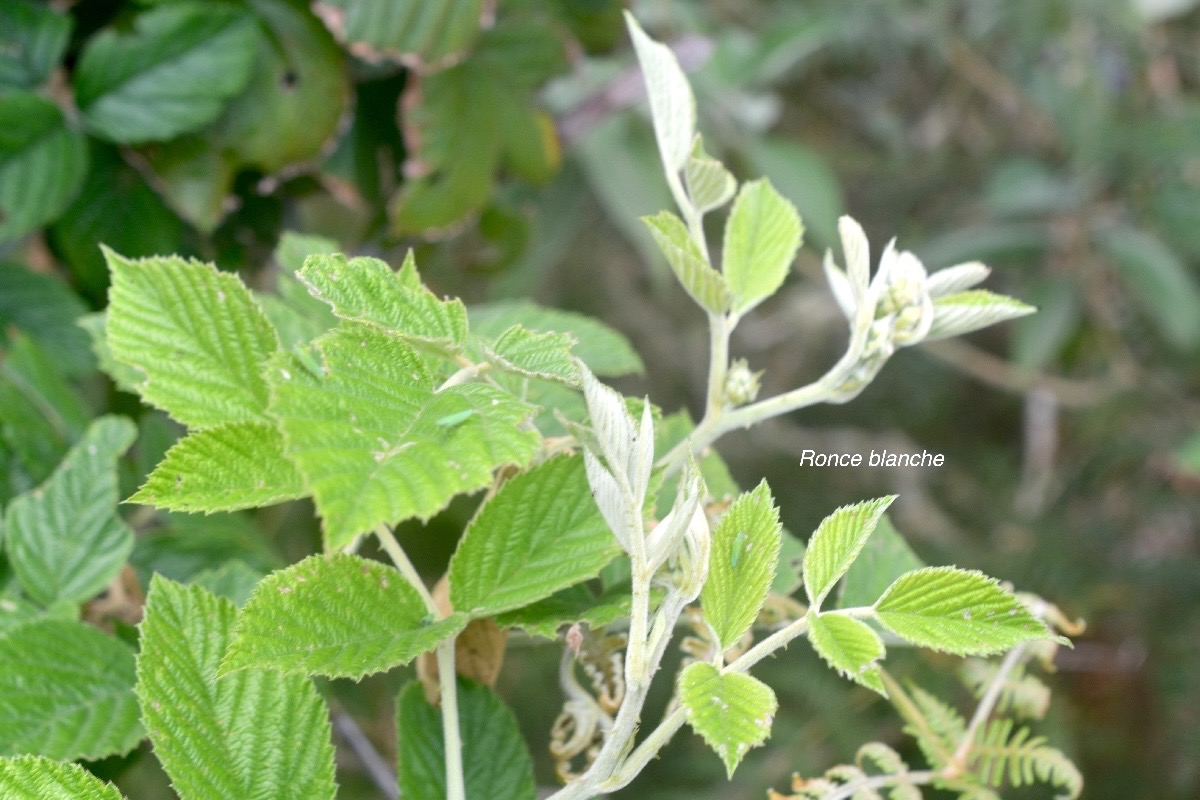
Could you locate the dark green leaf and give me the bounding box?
[0,93,86,242]
[74,3,262,144]
[450,455,621,617]
[0,1,72,92]
[137,577,337,800]
[0,620,142,761]
[396,679,536,800]
[223,554,466,680]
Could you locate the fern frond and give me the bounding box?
[906,684,966,768]
[967,718,1082,799]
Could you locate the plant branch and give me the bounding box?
[331,710,399,800]
[949,643,1027,773]
[374,524,465,800]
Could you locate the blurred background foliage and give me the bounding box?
[1,0,1198,797]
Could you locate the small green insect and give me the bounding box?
[730,530,749,569]
[294,346,325,377]
[435,409,475,428]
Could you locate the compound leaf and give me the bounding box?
[874,567,1054,656]
[74,3,260,144]
[130,423,306,513]
[223,554,466,680]
[0,620,142,761]
[137,577,336,800]
[679,662,777,778]
[450,456,620,617]
[0,755,127,800]
[807,613,886,695]
[105,250,280,429]
[268,323,539,549]
[4,417,136,606]
[803,496,895,612]
[396,679,535,800]
[299,253,468,351]
[721,178,803,314]
[701,481,782,650]
[643,210,731,314]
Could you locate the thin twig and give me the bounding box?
[950,643,1027,772]
[332,710,399,800]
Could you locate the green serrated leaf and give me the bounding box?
[268,323,538,548]
[223,554,466,680]
[0,93,87,242]
[493,581,633,639]
[0,1,72,92]
[874,567,1053,656]
[299,253,468,351]
[702,481,782,650]
[679,662,777,778]
[807,612,887,695]
[838,514,926,609]
[450,456,620,617]
[333,0,483,66]
[78,314,143,395]
[625,12,695,174]
[105,250,281,429]
[0,755,128,800]
[643,210,731,314]
[743,136,843,250]
[803,496,895,612]
[771,529,806,596]
[685,136,736,214]
[482,325,580,385]
[925,290,1036,342]
[0,620,142,761]
[137,577,336,800]
[74,3,261,144]
[130,423,306,513]
[4,417,136,606]
[396,679,536,800]
[468,300,643,377]
[721,178,803,314]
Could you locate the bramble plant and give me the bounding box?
[0,12,1086,800]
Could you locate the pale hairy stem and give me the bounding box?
[374,525,466,800]
[949,642,1028,773]
[437,361,492,392]
[602,614,816,793]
